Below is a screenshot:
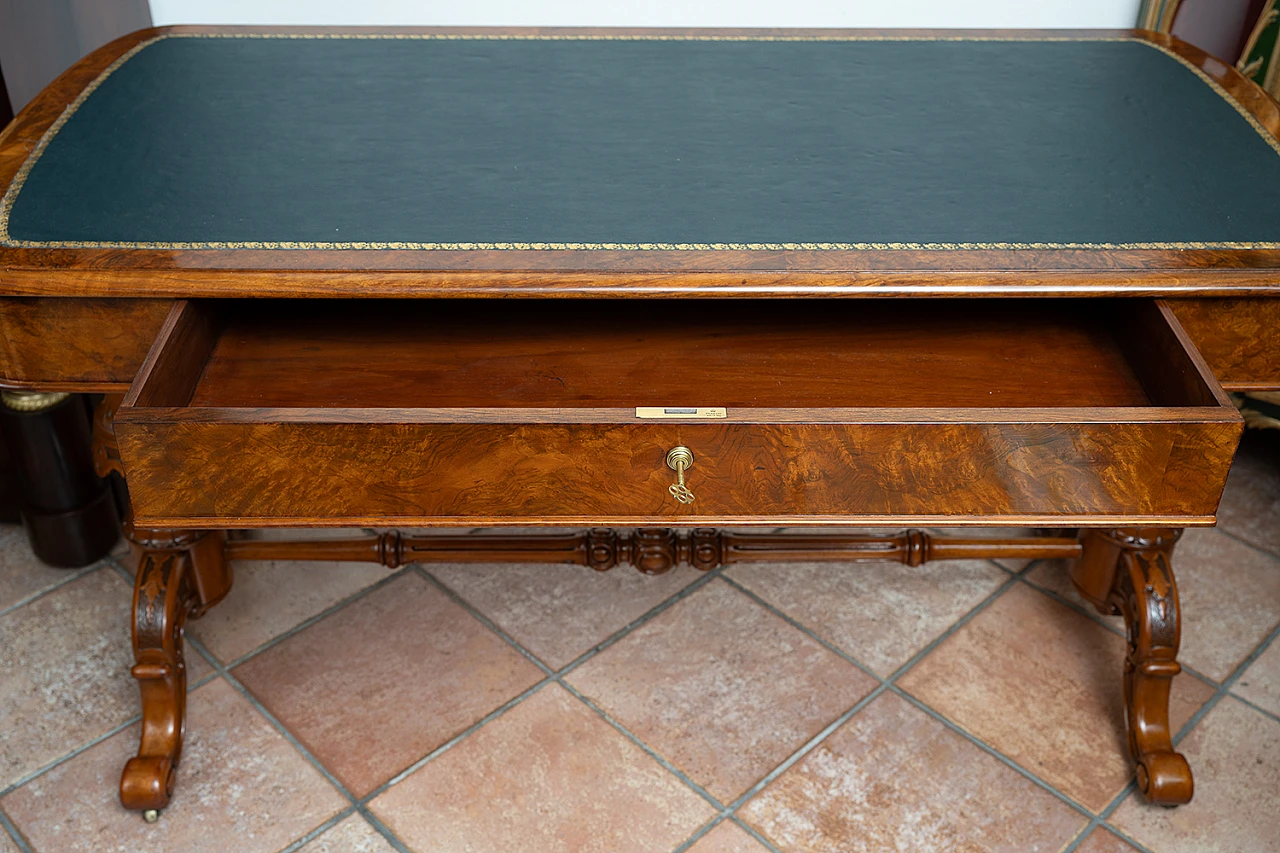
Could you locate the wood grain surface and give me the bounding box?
[115,419,1240,527]
[186,300,1156,410]
[0,296,169,390]
[1170,298,1280,389]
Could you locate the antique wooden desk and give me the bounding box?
[2,26,1278,820]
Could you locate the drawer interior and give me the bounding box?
[128,298,1227,414]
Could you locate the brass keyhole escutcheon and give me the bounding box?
[666,446,695,504]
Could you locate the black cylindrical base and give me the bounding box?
[0,392,120,568]
[21,484,120,568]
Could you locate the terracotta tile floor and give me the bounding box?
[0,431,1277,852]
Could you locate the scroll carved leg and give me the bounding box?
[1073,529,1192,805]
[96,394,234,817]
[121,548,196,815]
[120,530,230,819]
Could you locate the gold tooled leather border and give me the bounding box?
[3,32,1278,251]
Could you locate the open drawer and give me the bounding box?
[115,299,1242,528]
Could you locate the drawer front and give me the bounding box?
[1169,298,1280,391]
[0,297,171,391]
[117,419,1241,527]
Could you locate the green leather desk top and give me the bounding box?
[2,30,1279,253]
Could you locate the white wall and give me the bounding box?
[148,1,1143,30]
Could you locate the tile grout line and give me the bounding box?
[273,805,359,853]
[1213,525,1280,564]
[0,574,228,806]
[1057,820,1105,853]
[417,565,734,811]
[186,633,363,804]
[0,561,108,620]
[668,816,730,853]
[892,688,1098,820]
[555,679,732,813]
[1014,572,1127,638]
[459,555,1088,844]
[1058,774,1162,853]
[353,806,417,853]
[671,811,790,853]
[418,562,795,853]
[415,564,810,853]
[413,565,559,675]
[716,574,883,681]
[991,557,1024,577]
[1229,616,1280,687]
[422,563,723,681]
[364,565,718,801]
[1093,778,1163,853]
[724,555,1175,836]
[362,677,556,800]
[711,561,1104,845]
[1103,811,1163,853]
[0,713,142,800]
[182,633,417,853]
[713,567,1083,823]
[1099,780,1140,821]
[1168,619,1280,751]
[1079,619,1280,853]
[720,569,1039,807]
[357,564,756,846]
[0,804,34,853]
[219,567,411,670]
[1228,689,1280,725]
[728,814,789,853]
[1180,662,1221,690]
[728,679,897,812]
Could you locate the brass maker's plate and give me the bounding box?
[635,407,727,419]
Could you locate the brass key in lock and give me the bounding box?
[666,446,695,504]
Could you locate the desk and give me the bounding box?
[1,25,1277,819]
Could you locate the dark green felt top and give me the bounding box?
[3,33,1279,250]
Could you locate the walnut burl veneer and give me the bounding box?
[0,297,169,392]
[3,24,1277,818]
[1170,298,1280,390]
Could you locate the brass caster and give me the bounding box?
[142,809,160,823]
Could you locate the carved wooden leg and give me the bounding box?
[121,547,194,815]
[94,394,235,817]
[1073,528,1193,805]
[120,529,230,818]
